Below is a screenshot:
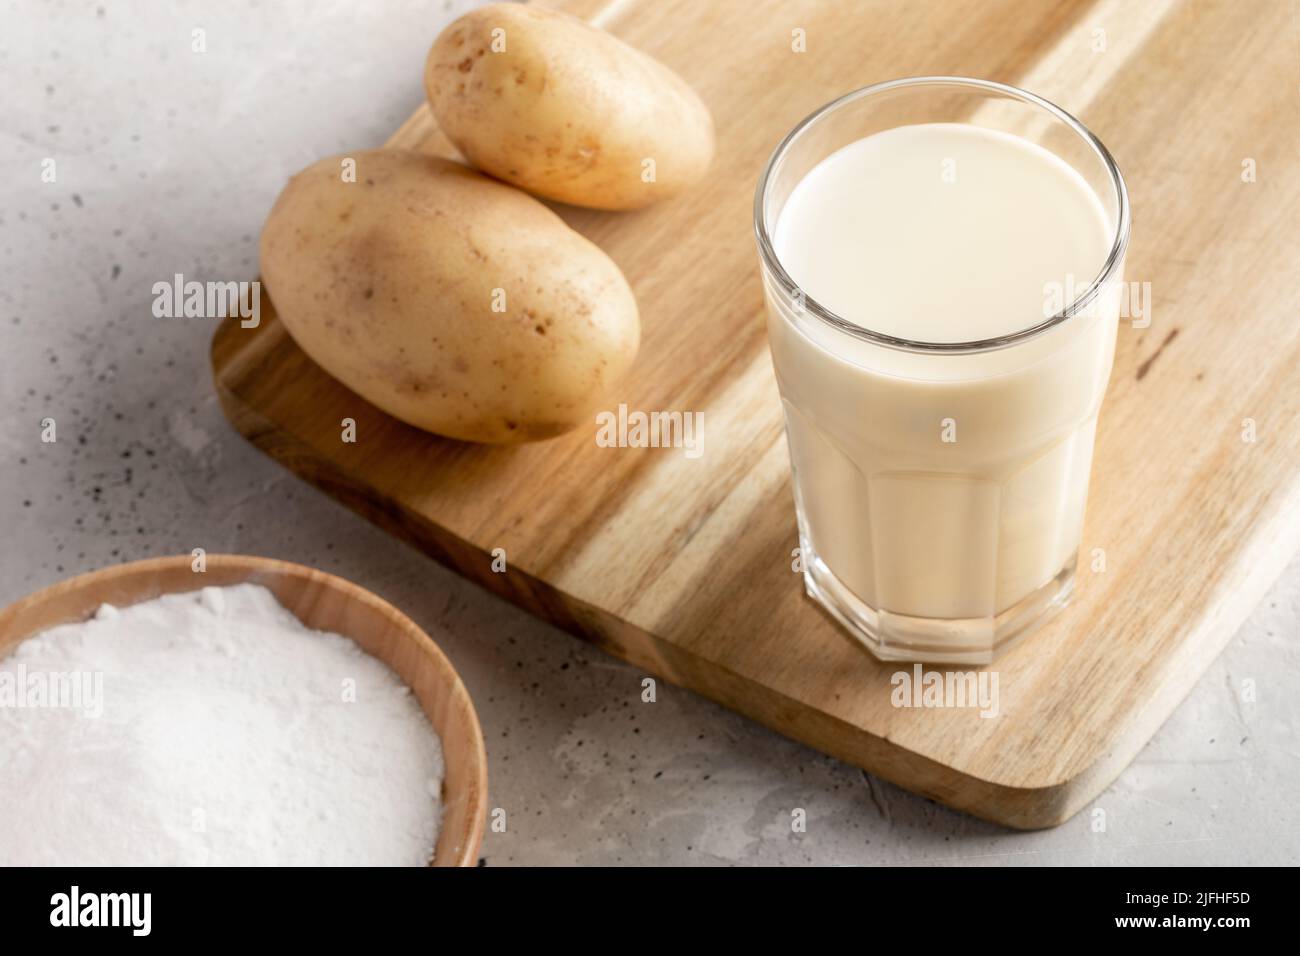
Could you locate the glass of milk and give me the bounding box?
[755,77,1130,664]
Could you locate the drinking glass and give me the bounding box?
[754,77,1130,664]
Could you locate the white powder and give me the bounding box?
[0,583,444,866]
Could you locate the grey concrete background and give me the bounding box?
[2,1,1296,866]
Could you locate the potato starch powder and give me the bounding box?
[0,583,444,865]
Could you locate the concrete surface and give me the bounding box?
[2,0,1296,866]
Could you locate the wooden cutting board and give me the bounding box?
[211,0,1300,828]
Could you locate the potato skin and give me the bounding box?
[425,3,714,210]
[259,150,639,444]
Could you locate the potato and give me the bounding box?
[424,3,714,211]
[259,149,639,444]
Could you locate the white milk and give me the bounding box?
[765,122,1120,660]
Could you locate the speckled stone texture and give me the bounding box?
[2,1,1296,865]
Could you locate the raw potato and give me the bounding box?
[259,150,640,444]
[425,3,714,210]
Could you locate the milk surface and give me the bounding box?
[775,123,1111,344]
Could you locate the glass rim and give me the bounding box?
[753,75,1132,355]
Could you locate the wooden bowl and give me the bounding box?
[0,554,487,867]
